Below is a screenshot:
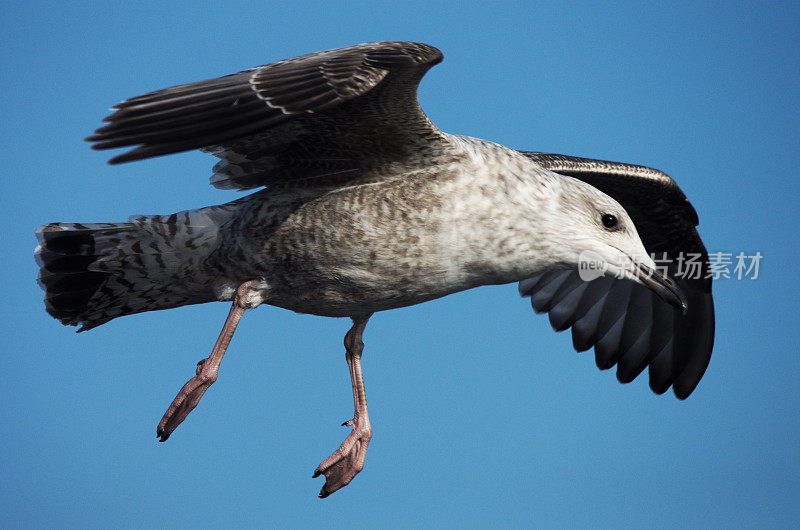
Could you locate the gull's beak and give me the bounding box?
[633,262,688,314]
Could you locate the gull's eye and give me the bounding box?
[601,213,618,229]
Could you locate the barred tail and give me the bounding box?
[35,205,236,331]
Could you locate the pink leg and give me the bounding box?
[313,315,373,498]
[157,280,261,442]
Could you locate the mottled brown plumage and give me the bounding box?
[36,41,713,498]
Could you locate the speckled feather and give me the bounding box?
[37,41,714,399]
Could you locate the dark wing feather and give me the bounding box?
[86,41,448,189]
[518,152,714,399]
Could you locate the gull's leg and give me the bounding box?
[157,280,262,442]
[313,315,373,498]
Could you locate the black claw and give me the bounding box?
[156,428,170,442]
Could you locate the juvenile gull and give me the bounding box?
[35,41,714,498]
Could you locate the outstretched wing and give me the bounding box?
[518,152,714,399]
[87,41,448,189]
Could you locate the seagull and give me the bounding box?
[35,41,714,498]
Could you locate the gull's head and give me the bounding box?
[548,176,687,313]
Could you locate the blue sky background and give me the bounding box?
[2,1,798,527]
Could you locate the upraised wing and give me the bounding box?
[87,41,448,189]
[518,152,714,399]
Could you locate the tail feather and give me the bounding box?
[36,206,236,331]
